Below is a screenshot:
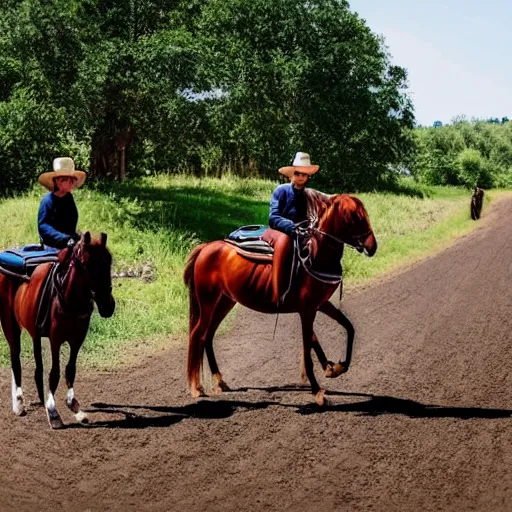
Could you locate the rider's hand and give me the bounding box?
[67,237,76,248]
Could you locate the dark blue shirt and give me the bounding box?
[268,183,308,236]
[38,192,78,249]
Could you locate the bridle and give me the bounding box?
[55,244,112,316]
[313,227,373,252]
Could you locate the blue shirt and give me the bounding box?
[38,192,78,248]
[268,183,308,236]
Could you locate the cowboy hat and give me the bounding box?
[38,157,86,191]
[278,152,320,178]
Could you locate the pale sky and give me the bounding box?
[348,0,512,126]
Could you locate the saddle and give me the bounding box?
[224,225,274,262]
[0,244,59,281]
[0,244,61,336]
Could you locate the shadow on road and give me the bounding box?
[296,393,512,419]
[73,387,512,429]
[76,399,278,429]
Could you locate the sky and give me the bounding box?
[348,0,512,126]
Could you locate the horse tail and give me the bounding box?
[184,244,206,385]
[184,243,206,329]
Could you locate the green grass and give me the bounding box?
[342,187,492,286]
[0,176,497,367]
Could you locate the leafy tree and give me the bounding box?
[0,0,414,192]
[194,0,414,189]
[0,0,200,186]
[457,148,483,188]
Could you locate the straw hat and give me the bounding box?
[38,157,86,191]
[278,152,320,178]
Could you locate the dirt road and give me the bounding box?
[0,199,511,512]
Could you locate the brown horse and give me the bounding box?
[0,232,115,428]
[184,191,377,406]
[470,187,484,220]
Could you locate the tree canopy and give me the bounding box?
[0,0,414,194]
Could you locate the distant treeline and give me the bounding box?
[410,119,512,189]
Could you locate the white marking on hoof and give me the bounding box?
[66,388,81,413]
[75,411,89,424]
[66,388,75,406]
[46,392,56,411]
[11,371,25,416]
[46,393,64,429]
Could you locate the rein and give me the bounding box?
[293,214,372,286]
[55,248,94,317]
[313,227,373,251]
[295,238,343,285]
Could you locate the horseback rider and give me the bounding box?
[37,157,86,249]
[263,152,320,305]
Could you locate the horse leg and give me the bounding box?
[318,301,355,378]
[46,337,64,429]
[0,304,25,416]
[300,331,329,383]
[189,292,222,399]
[300,311,325,406]
[205,296,236,394]
[33,335,45,404]
[65,338,88,424]
[9,325,25,416]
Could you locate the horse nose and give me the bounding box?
[97,295,115,318]
[364,233,377,257]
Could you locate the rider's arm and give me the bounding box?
[269,185,296,236]
[37,195,73,248]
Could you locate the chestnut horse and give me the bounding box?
[184,191,377,406]
[0,232,115,428]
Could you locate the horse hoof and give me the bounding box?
[326,362,346,378]
[315,389,327,407]
[191,386,207,399]
[324,361,336,378]
[75,411,89,424]
[14,397,26,416]
[67,397,81,414]
[46,410,64,430]
[213,380,231,394]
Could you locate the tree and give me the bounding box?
[193,0,414,189]
[0,0,200,184]
[457,148,483,188]
[0,0,415,191]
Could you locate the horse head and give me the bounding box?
[317,194,377,257]
[64,232,116,318]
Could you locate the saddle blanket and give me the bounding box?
[225,225,273,255]
[0,244,59,278]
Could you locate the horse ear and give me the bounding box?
[101,233,107,246]
[84,232,91,245]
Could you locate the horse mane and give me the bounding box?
[306,190,369,227]
[305,188,335,224]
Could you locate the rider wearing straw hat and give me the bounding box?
[264,152,320,304]
[37,157,86,249]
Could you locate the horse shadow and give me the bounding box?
[67,386,512,429]
[233,385,512,418]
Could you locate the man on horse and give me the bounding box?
[264,152,320,305]
[37,157,86,249]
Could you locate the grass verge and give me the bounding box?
[0,176,498,367]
